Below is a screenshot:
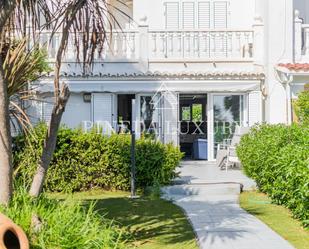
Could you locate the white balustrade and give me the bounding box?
[294,9,309,61]
[38,28,255,63]
[302,25,309,58]
[148,30,254,61]
[38,30,138,62]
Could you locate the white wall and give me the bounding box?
[61,93,91,128]
[133,0,255,29]
[255,0,294,124]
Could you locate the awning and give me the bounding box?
[34,70,264,93]
[35,80,262,93]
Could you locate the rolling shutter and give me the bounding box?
[198,1,211,29]
[213,1,228,28]
[248,91,262,126]
[92,93,115,134]
[183,2,195,29]
[165,2,179,29]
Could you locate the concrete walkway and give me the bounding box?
[162,161,294,249]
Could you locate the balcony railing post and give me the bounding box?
[138,20,149,72]
[303,25,309,58]
[294,10,303,62]
[253,15,264,66]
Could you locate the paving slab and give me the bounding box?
[162,161,294,249]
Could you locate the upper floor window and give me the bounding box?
[164,0,229,29]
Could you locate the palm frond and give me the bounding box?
[3,39,51,98]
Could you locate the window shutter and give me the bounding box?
[198,1,210,29]
[92,93,114,134]
[165,2,179,29]
[213,1,228,28]
[248,91,262,126]
[183,2,195,29]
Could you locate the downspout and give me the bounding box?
[260,77,267,123]
[274,68,294,124]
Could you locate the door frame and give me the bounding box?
[208,92,249,161]
[135,93,162,141]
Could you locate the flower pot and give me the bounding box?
[0,214,29,249]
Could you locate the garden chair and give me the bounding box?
[216,126,250,171]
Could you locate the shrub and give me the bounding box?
[294,89,309,124]
[0,186,125,249]
[14,123,183,192]
[237,124,309,228]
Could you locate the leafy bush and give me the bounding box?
[14,123,183,192]
[294,89,309,124]
[0,185,125,249]
[237,124,309,228]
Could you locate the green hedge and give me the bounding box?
[294,89,309,124]
[237,124,309,228]
[14,124,183,192]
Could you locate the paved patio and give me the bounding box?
[162,161,294,249]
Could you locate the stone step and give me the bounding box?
[161,183,241,197]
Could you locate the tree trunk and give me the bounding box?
[29,84,70,197]
[29,15,73,197]
[0,59,12,205]
[0,0,18,206]
[29,5,77,197]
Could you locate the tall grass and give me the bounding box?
[0,185,126,249]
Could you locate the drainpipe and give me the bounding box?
[260,77,267,123]
[284,81,293,125]
[274,68,293,125]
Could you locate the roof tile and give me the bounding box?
[278,63,309,72]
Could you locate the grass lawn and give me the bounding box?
[50,190,198,249]
[240,191,309,249]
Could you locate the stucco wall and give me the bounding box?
[256,0,294,124]
[61,93,91,128]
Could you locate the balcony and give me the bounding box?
[39,30,259,62]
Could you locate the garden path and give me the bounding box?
[162,161,295,249]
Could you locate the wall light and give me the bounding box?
[83,93,92,103]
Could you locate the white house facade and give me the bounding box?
[28,0,309,161]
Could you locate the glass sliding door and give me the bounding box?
[213,95,245,157]
[136,94,161,140]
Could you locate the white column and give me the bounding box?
[294,10,303,62]
[138,22,149,72]
[252,15,264,66]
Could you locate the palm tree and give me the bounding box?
[0,0,128,203]
[0,0,54,205]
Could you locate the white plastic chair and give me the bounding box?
[216,126,250,171]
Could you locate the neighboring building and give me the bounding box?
[29,0,309,161]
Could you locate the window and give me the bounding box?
[181,106,191,121]
[192,104,202,122]
[165,1,229,29]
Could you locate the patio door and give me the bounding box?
[209,94,247,160]
[135,93,162,141]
